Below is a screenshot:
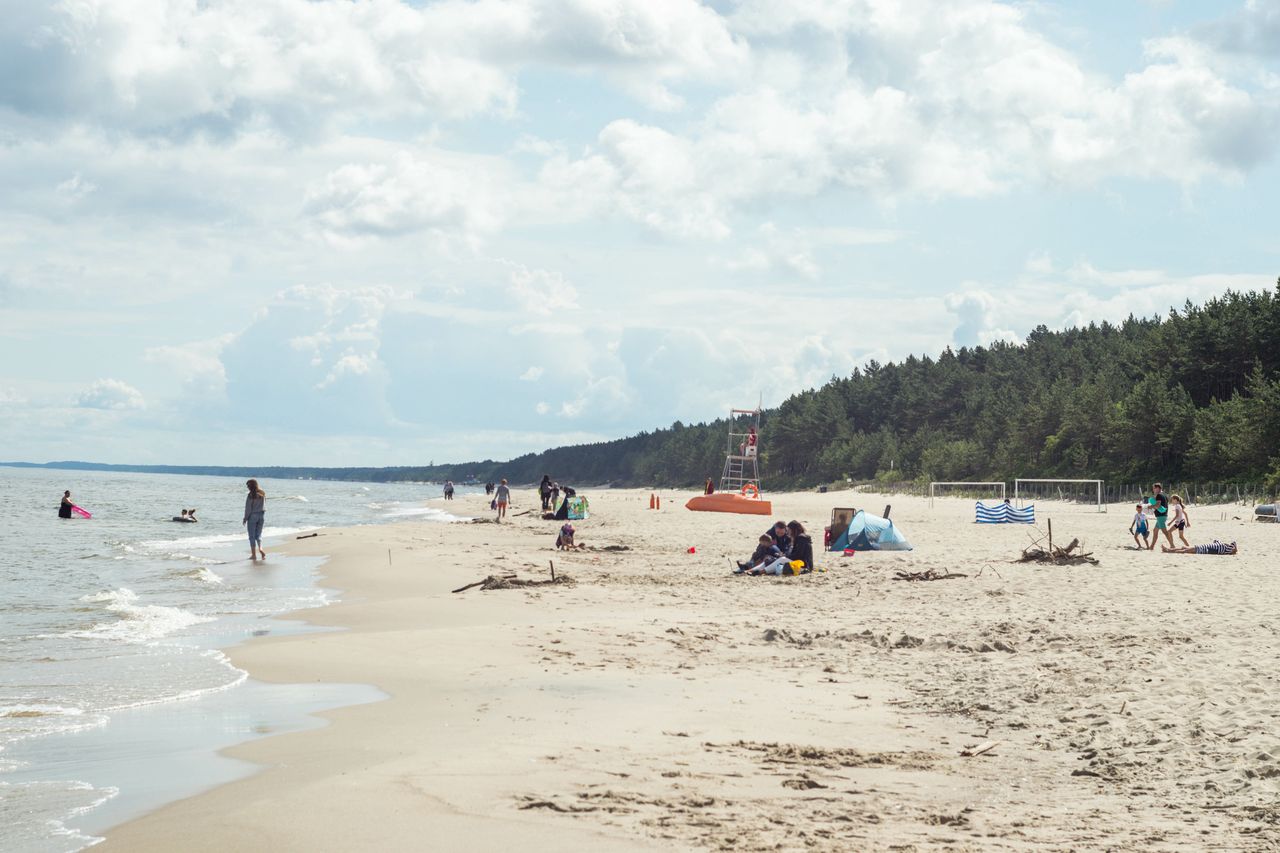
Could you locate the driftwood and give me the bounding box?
[451,572,516,593]
[1017,534,1099,566]
[960,740,1001,757]
[894,569,968,581]
[451,573,574,593]
[295,532,320,540]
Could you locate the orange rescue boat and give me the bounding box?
[686,484,772,516]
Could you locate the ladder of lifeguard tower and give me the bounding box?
[720,407,762,494]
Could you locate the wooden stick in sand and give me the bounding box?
[960,740,1001,757]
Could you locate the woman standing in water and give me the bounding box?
[58,490,74,519]
[242,479,266,560]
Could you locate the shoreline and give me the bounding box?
[98,488,1276,850]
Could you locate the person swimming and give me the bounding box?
[171,509,198,522]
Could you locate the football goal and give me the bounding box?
[929,481,1006,507]
[1013,479,1105,512]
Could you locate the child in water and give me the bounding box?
[1129,503,1149,549]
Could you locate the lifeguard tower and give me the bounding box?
[720,407,762,494]
[687,406,772,515]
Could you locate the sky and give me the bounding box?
[2,0,1278,466]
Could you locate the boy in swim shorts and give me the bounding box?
[1129,503,1149,549]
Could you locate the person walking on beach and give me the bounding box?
[1169,494,1191,547]
[1148,483,1173,550]
[1129,503,1149,549]
[539,474,553,511]
[443,480,455,500]
[58,490,74,519]
[494,478,511,522]
[243,479,267,561]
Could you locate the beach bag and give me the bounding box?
[490,499,497,510]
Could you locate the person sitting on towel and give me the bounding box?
[736,535,784,574]
[1161,539,1237,555]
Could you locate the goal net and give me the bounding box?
[1013,479,1105,512]
[929,481,1006,507]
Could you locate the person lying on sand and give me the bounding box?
[735,535,784,574]
[1161,540,1237,555]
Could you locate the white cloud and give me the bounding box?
[75,378,146,410]
[541,1,1280,238]
[217,284,400,430]
[0,386,24,404]
[55,172,96,200]
[0,0,744,140]
[1197,0,1280,58]
[303,151,506,248]
[944,289,1013,348]
[520,366,544,381]
[144,335,233,399]
[505,265,579,316]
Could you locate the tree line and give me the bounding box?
[471,284,1280,491]
[14,284,1277,492]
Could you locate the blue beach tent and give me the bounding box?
[829,510,913,552]
[975,501,1035,524]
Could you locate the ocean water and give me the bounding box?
[0,466,471,851]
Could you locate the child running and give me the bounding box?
[1129,503,1149,549]
[1169,494,1191,546]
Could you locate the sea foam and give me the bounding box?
[74,589,213,643]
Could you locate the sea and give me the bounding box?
[0,466,472,852]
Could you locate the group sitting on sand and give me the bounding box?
[734,520,813,575]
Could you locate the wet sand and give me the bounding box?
[99,488,1280,851]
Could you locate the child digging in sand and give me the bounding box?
[1129,503,1149,549]
[555,523,583,550]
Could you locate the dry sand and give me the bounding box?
[99,488,1280,851]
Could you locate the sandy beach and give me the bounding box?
[98,487,1280,851]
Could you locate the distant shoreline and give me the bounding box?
[0,460,475,485]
